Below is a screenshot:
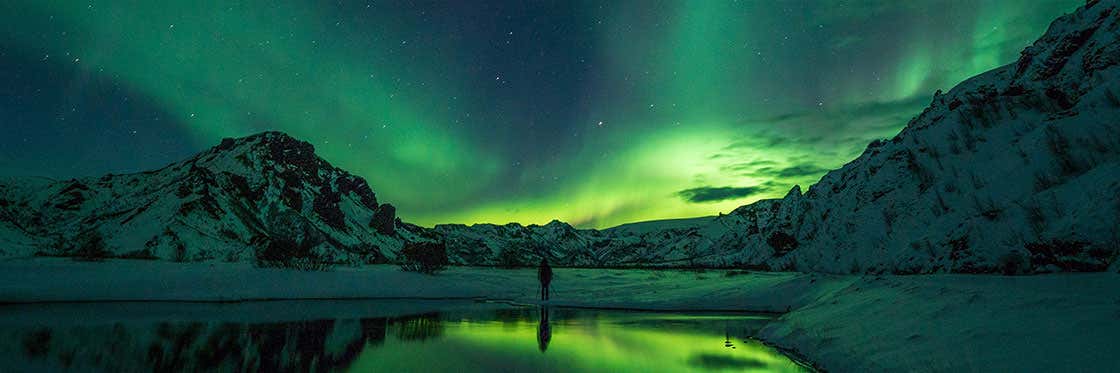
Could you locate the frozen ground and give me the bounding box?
[0,258,1117,371]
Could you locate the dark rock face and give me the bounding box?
[371,204,396,235]
[1025,240,1114,272]
[263,132,320,176]
[766,232,798,257]
[338,175,379,210]
[54,181,89,210]
[398,240,448,274]
[313,183,346,230]
[225,173,262,202]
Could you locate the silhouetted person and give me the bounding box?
[537,306,551,352]
[538,258,553,301]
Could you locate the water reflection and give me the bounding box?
[537,306,551,353]
[394,312,442,341]
[0,302,809,372]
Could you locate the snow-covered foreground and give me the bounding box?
[0,258,1117,371]
[759,273,1120,372]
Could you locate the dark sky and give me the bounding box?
[0,0,1080,227]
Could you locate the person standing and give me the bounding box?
[538,258,553,301]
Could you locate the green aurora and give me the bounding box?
[0,1,1080,228]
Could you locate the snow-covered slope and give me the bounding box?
[0,132,418,263]
[724,0,1120,274]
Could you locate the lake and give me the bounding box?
[0,300,811,372]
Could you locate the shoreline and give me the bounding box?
[0,258,1117,371]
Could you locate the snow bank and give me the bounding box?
[760,273,1120,372]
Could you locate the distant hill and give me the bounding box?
[603,216,716,235]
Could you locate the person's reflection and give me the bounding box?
[537,306,552,352]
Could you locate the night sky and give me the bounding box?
[0,1,1080,228]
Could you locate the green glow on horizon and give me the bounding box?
[427,125,767,227]
[1,0,1081,228]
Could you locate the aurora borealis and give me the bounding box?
[0,1,1080,228]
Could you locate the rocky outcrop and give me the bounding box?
[371,204,397,235]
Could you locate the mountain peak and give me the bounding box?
[212,131,314,159]
[189,131,326,178]
[1012,0,1117,84]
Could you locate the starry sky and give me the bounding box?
[0,0,1080,228]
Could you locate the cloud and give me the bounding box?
[775,164,830,178]
[718,159,778,173]
[744,94,930,134]
[716,161,829,179]
[676,185,767,203]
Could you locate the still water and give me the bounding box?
[0,300,810,372]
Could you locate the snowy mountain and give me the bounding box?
[433,217,752,268]
[717,0,1120,274]
[0,132,420,263]
[1,1,1117,274]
